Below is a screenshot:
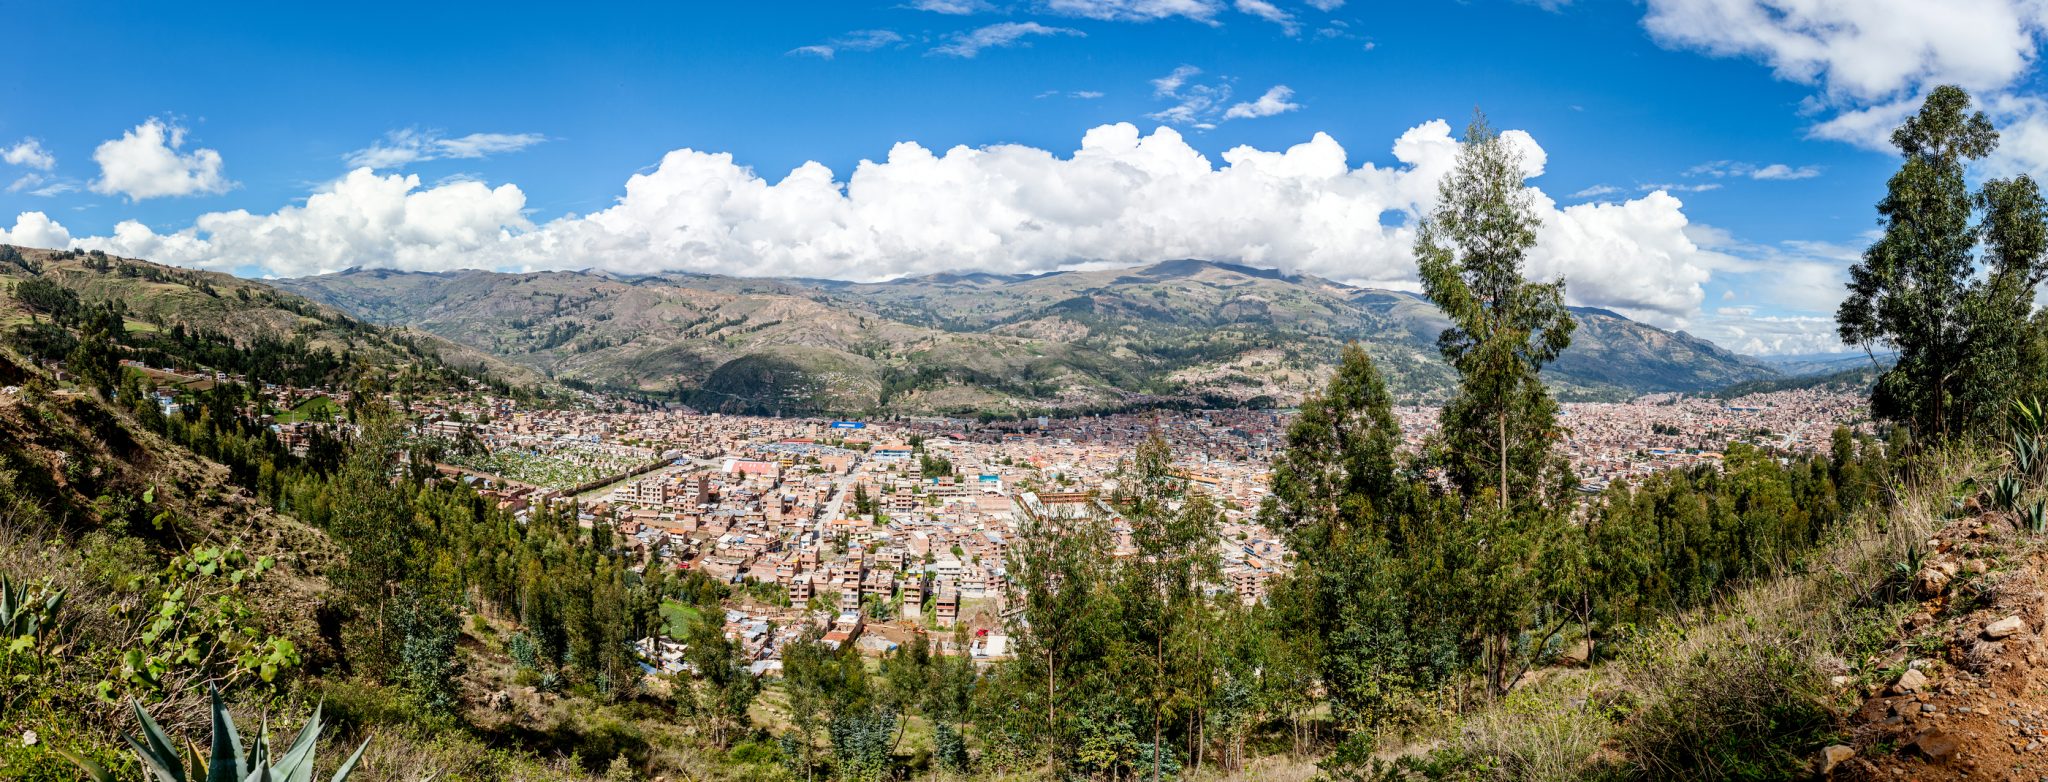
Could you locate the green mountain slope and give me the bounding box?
[274,259,1778,414]
[0,245,542,391]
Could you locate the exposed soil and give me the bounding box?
[1839,509,2048,781]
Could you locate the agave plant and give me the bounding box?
[0,574,71,653]
[2012,433,2045,483]
[2011,397,2048,484]
[67,686,368,782]
[2026,500,2048,536]
[1993,475,2026,512]
[1887,542,1927,599]
[2014,396,2047,440]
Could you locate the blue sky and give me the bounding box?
[4,0,2048,354]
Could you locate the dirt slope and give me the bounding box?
[1840,507,2048,780]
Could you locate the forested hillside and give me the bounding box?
[8,87,2048,782]
[0,245,544,396]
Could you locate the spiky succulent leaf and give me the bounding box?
[210,686,248,782]
[271,703,324,782]
[130,698,188,781]
[60,748,117,782]
[329,739,371,782]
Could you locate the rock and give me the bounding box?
[1558,639,1592,667]
[1893,668,1930,695]
[1830,675,1856,689]
[1817,744,1855,775]
[1916,567,1953,598]
[1907,728,1960,761]
[487,690,513,711]
[1985,615,2026,639]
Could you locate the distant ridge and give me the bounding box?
[273,258,1782,416]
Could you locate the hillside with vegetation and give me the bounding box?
[273,258,1777,417]
[9,87,2048,782]
[0,245,545,396]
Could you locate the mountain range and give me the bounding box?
[272,259,1783,416]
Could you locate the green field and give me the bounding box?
[274,394,342,423]
[660,599,705,641]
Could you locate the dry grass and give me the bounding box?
[1426,449,1986,781]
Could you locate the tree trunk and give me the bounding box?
[1152,632,1165,782]
[1498,410,1509,510]
[1048,646,1057,736]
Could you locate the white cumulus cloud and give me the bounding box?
[0,212,71,249]
[90,118,232,200]
[1223,85,1302,119]
[73,168,529,278]
[1643,0,2048,177]
[3,139,56,171]
[34,120,1729,326]
[1643,0,2044,102]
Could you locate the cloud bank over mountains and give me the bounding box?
[2,120,1736,330]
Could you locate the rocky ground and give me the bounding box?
[1838,504,2048,780]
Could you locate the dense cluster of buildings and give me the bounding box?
[399,385,1866,673]
[122,353,1868,673]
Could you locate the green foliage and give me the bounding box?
[681,609,758,748]
[932,722,969,773]
[1,573,77,717]
[67,686,369,782]
[506,632,538,669]
[1262,345,1457,736]
[99,546,298,700]
[1588,441,1871,632]
[392,589,463,714]
[827,708,895,782]
[1616,641,1835,782]
[1838,85,2048,441]
[1414,112,1577,505]
[1413,111,1582,700]
[1,573,71,656]
[1992,475,2025,511]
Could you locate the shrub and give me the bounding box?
[1617,641,1836,781]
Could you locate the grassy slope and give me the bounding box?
[0,247,546,389]
[1384,450,2017,781]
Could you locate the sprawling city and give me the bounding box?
[209,356,1873,690]
[11,3,2048,781]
